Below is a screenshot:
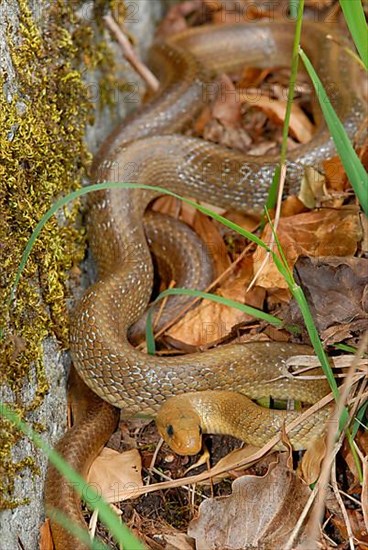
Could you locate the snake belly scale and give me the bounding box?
[44,21,364,549]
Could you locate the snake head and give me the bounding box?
[156,396,203,456]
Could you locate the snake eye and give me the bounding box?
[166,424,174,437]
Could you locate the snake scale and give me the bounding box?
[45,21,364,550]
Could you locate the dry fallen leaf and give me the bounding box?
[201,74,252,153]
[323,155,348,191]
[331,509,368,547]
[193,210,231,276]
[254,208,362,290]
[164,533,195,550]
[299,435,327,485]
[240,91,315,144]
[188,461,312,549]
[87,447,143,503]
[342,430,368,492]
[298,166,327,209]
[212,73,242,127]
[197,445,263,485]
[39,518,54,550]
[290,256,368,344]
[167,260,265,347]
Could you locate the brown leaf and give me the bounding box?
[192,209,231,276]
[254,208,362,290]
[164,533,195,550]
[203,119,252,152]
[332,509,368,547]
[87,448,143,503]
[299,435,326,485]
[298,166,327,209]
[220,209,260,233]
[211,74,242,128]
[323,155,348,191]
[240,91,315,144]
[193,105,212,135]
[188,461,312,549]
[247,140,278,156]
[280,196,308,217]
[342,431,368,492]
[152,195,182,217]
[197,446,264,485]
[238,67,271,89]
[166,295,247,348]
[167,261,265,347]
[39,518,55,550]
[291,256,368,342]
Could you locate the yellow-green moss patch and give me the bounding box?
[0,0,127,508]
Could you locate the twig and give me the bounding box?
[284,440,342,550]
[353,443,368,531]
[247,163,287,291]
[148,437,163,473]
[291,332,368,549]
[331,460,355,550]
[103,14,159,93]
[338,489,362,508]
[149,466,207,500]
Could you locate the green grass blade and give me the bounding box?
[144,287,291,355]
[299,47,368,216]
[265,0,304,214]
[339,0,368,70]
[352,401,368,438]
[151,288,285,327]
[5,181,272,315]
[0,404,146,550]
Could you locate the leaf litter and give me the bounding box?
[49,1,368,549]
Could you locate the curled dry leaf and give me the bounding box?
[87,447,143,503]
[298,166,327,209]
[299,435,327,485]
[188,461,311,550]
[254,208,362,290]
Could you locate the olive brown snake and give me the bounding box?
[44,20,364,549]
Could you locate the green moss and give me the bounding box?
[0,0,127,508]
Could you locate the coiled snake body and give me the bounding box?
[45,21,364,549]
